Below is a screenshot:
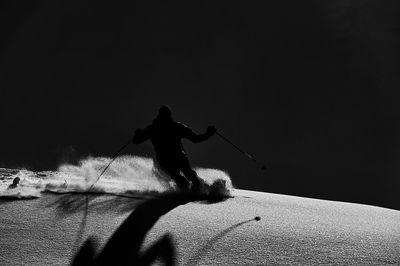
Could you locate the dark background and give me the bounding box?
[1,0,399,209]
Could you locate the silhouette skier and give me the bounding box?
[132,106,217,191]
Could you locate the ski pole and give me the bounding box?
[88,139,132,191]
[216,132,269,171]
[76,139,131,253]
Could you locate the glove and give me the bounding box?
[206,125,217,135]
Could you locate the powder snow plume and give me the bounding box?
[0,155,233,199]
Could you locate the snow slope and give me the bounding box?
[0,189,399,265]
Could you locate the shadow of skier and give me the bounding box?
[47,193,145,217]
[71,194,200,266]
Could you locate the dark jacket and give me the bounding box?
[133,117,213,160]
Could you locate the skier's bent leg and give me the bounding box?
[171,173,190,190]
[156,159,190,190]
[164,168,190,190]
[180,157,201,187]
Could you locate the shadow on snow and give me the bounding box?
[56,192,230,266]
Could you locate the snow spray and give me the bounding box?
[0,155,233,199]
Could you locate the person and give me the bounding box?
[132,105,217,191]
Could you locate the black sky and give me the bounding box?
[1,0,400,209]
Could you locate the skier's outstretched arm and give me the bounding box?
[184,125,217,143]
[132,125,151,144]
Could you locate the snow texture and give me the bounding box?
[0,162,399,265]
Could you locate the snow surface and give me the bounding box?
[0,157,399,265]
[0,189,399,265]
